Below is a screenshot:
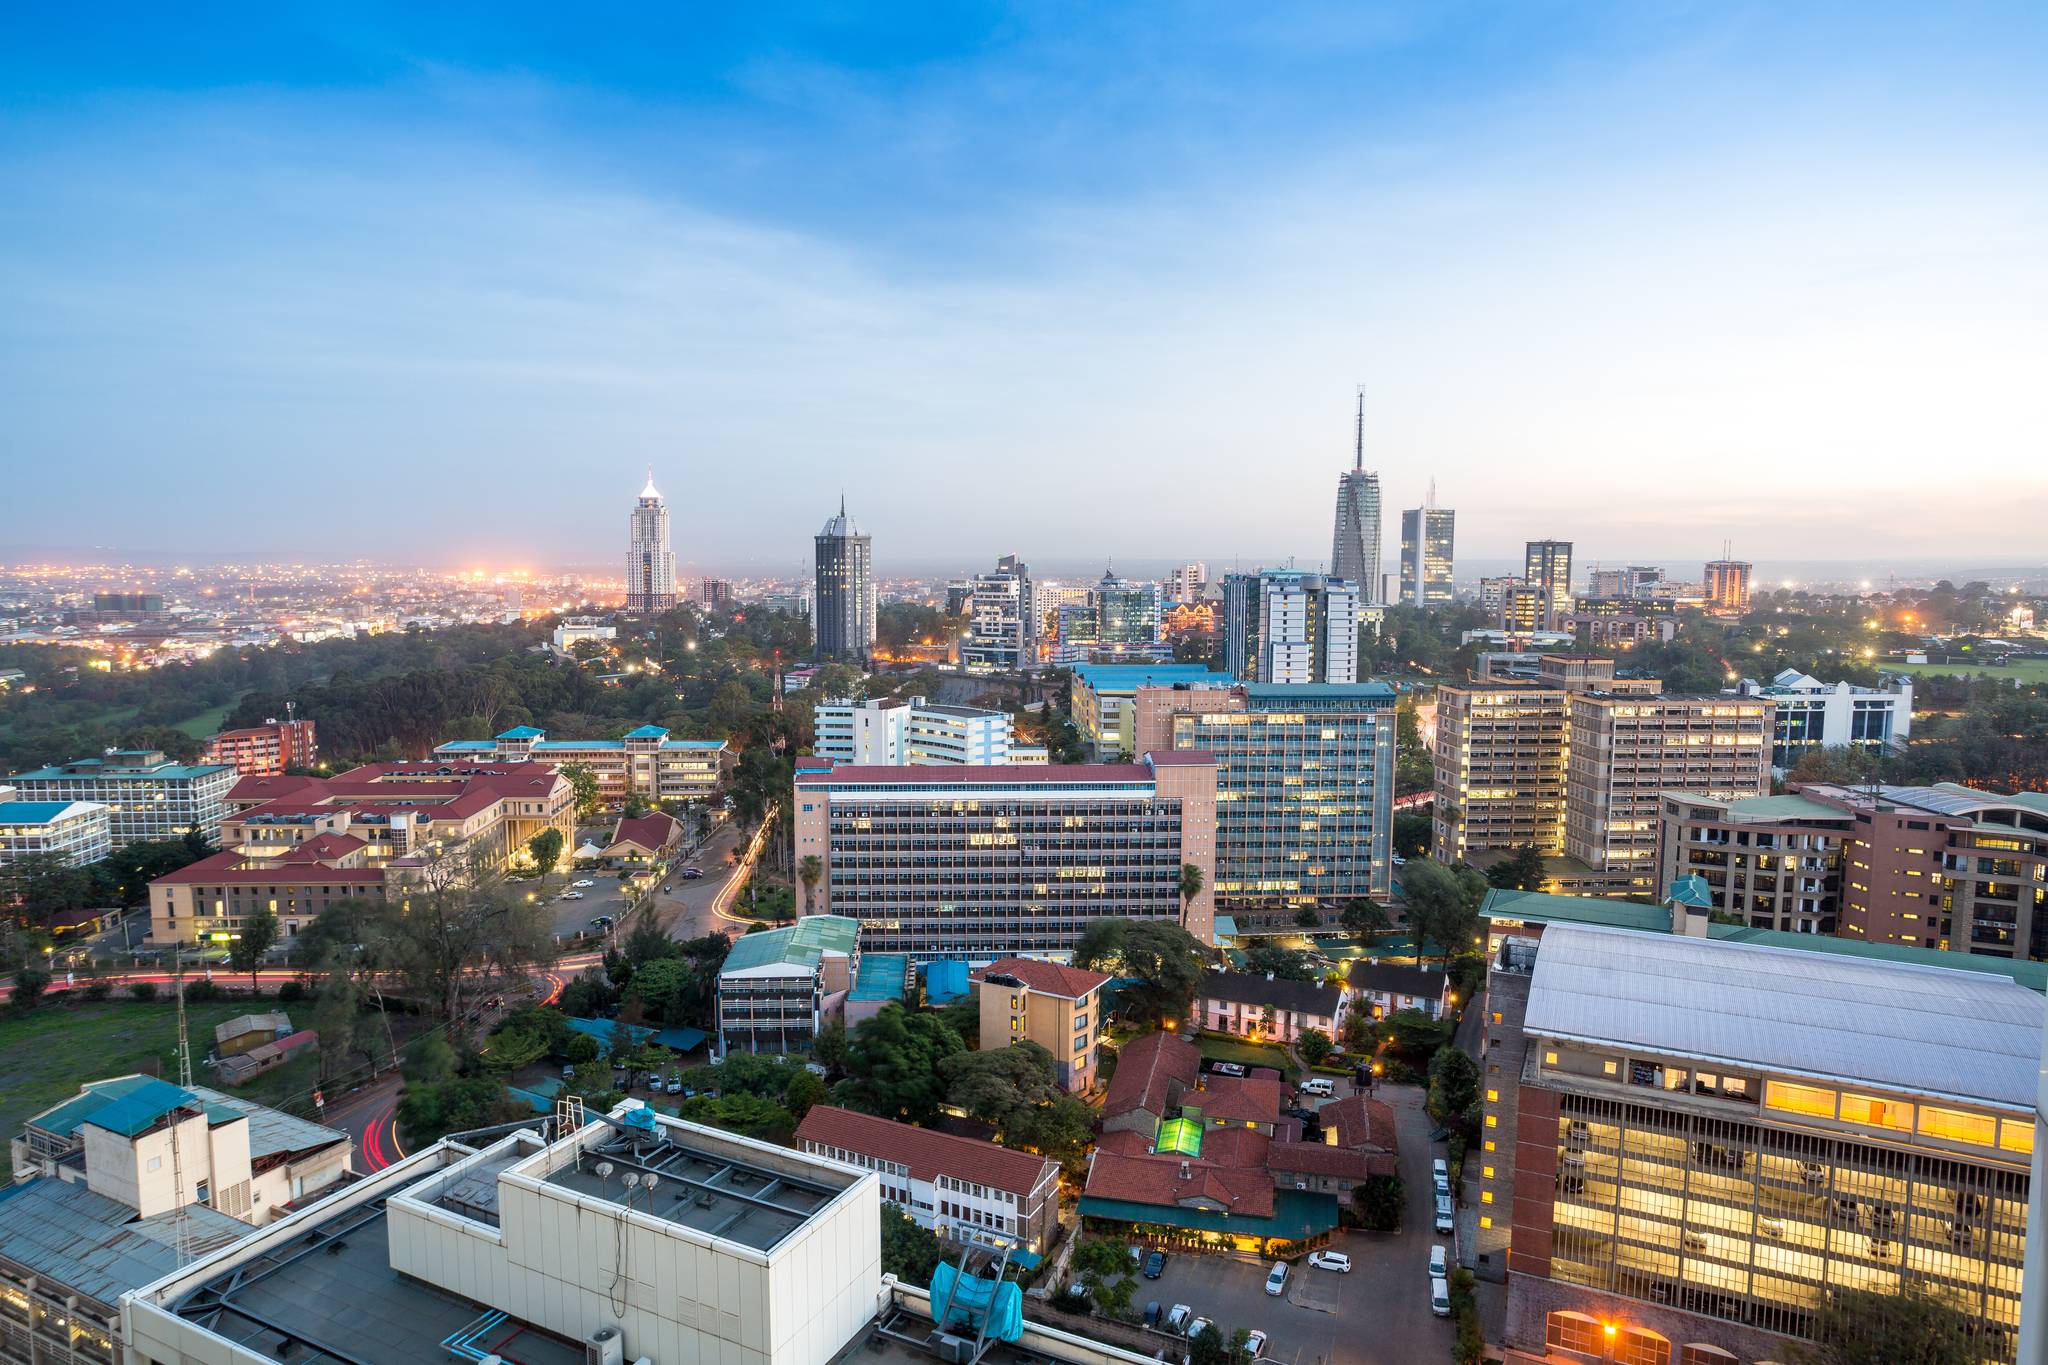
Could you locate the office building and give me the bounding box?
[814,497,875,663]
[1090,570,1161,647]
[972,957,1111,1092]
[1193,970,1346,1045]
[1499,581,1547,633]
[1434,680,1572,864]
[90,591,165,618]
[624,472,678,614]
[1731,669,1913,773]
[699,577,734,610]
[1220,569,1360,685]
[1068,662,1231,760]
[1704,558,1754,613]
[1167,562,1208,604]
[1140,681,1396,907]
[549,615,616,654]
[1565,694,1773,892]
[797,1106,1061,1256]
[4,749,235,847]
[1654,792,1850,935]
[151,760,576,944]
[813,696,1027,766]
[1399,500,1456,608]
[201,717,317,776]
[792,753,1218,955]
[717,915,860,1055]
[1562,613,1675,650]
[1329,390,1383,598]
[0,798,111,869]
[959,555,1032,671]
[1477,915,2038,1365]
[434,724,726,803]
[761,589,811,618]
[1586,565,1665,600]
[1524,540,1574,627]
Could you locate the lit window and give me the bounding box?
[1486,1089,1498,1102]
[1484,1114,1497,1128]
[1480,1190,1493,1204]
[2000,1119,2036,1156]
[1764,1080,1836,1120]
[1919,1106,1996,1148]
[1602,1059,1618,1076]
[1544,1050,1558,1066]
[1839,1093,1914,1132]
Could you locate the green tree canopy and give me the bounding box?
[527,826,565,877]
[1298,1028,1334,1065]
[227,907,278,989]
[941,1041,1059,1129]
[1099,921,1208,1027]
[1401,858,1487,968]
[836,1004,967,1124]
[1798,1282,1983,1365]
[1340,896,1390,938]
[880,1207,945,1287]
[1484,844,1547,892]
[1426,1046,1481,1131]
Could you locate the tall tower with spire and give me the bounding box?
[1329,387,1384,601]
[625,469,678,613]
[813,495,874,663]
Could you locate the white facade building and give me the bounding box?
[434,724,726,802]
[813,697,1023,765]
[960,555,1032,671]
[4,749,235,846]
[1734,668,1914,773]
[0,797,111,867]
[625,472,678,613]
[1223,570,1361,684]
[550,616,617,654]
[1167,562,1207,604]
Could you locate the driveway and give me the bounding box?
[1140,1252,1337,1365]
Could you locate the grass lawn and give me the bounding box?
[1193,1030,1299,1081]
[1883,660,2048,684]
[0,996,384,1138]
[173,701,238,739]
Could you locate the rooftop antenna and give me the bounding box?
[1427,478,1437,510]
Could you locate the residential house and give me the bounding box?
[1194,970,1346,1045]
[972,957,1111,1092]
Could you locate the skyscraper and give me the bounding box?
[1524,539,1574,627]
[1704,557,1754,613]
[960,554,1032,671]
[1091,570,1161,647]
[1219,569,1359,684]
[813,497,874,663]
[1399,485,1456,608]
[1167,562,1207,605]
[624,471,677,614]
[1329,389,1383,600]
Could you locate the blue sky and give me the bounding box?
[3,3,2045,573]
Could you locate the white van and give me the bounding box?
[1299,1077,1334,1098]
[1429,1275,1451,1318]
[1432,1157,1449,1184]
[1434,1195,1455,1234]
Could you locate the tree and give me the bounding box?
[1242,944,1318,981]
[1189,1323,1251,1365]
[1094,1274,1137,1319]
[783,1069,829,1122]
[558,762,602,820]
[227,908,278,990]
[621,792,650,820]
[1352,1173,1404,1230]
[378,856,557,1022]
[313,971,363,1082]
[943,1042,1060,1129]
[1298,1028,1334,1066]
[1293,905,1322,928]
[1072,1236,1134,1282]
[1798,1282,1982,1365]
[1071,918,1128,973]
[9,965,49,1010]
[1401,858,1486,968]
[1383,1008,1451,1066]
[627,958,697,1023]
[675,1092,793,1140]
[1109,921,1209,1027]
[812,1018,849,1072]
[880,1207,944,1287]
[1340,897,1390,938]
[1392,812,1433,859]
[4,853,98,928]
[1179,862,1206,910]
[526,827,565,878]
[798,854,823,908]
[836,1004,966,1124]
[1341,1011,1377,1054]
[1484,844,1547,893]
[1427,1046,1482,1131]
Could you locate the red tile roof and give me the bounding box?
[972,957,1110,1000]
[1265,1140,1393,1180]
[794,1106,1057,1198]
[609,811,683,852]
[150,851,388,887]
[1194,1073,1283,1125]
[273,833,367,863]
[797,764,1158,786]
[1102,1031,1200,1122]
[1083,1149,1275,1218]
[1317,1095,1398,1155]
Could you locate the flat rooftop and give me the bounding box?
[1525,923,2045,1110]
[541,1123,846,1253]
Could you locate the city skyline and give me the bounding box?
[4,5,2045,564]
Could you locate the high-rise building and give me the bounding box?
[960,554,1032,671]
[201,717,318,776]
[1705,557,1755,613]
[1564,693,1773,891]
[6,749,235,848]
[1140,681,1397,908]
[698,577,734,610]
[813,497,874,663]
[1524,539,1574,627]
[1475,912,2038,1365]
[1585,565,1665,600]
[624,471,678,614]
[792,752,1218,954]
[1654,790,1851,935]
[812,696,1028,766]
[1499,581,1547,633]
[1167,562,1207,604]
[1731,668,1913,772]
[1220,569,1360,684]
[1477,575,1521,619]
[1091,570,1160,646]
[1433,680,1572,864]
[1330,392,1384,600]
[1399,497,1455,608]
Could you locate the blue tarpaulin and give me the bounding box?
[928,1262,1024,1343]
[923,960,971,1004]
[653,1026,709,1052]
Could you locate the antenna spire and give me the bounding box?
[1353,385,1365,472]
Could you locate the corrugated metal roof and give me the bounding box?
[81,1079,203,1138]
[0,1179,248,1308]
[188,1086,348,1160]
[1524,924,2044,1109]
[721,914,860,973]
[27,1074,158,1137]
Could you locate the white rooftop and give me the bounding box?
[1524,924,2044,1110]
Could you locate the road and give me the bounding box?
[319,1073,408,1173]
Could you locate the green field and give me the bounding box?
[0,999,322,1140]
[173,702,238,739]
[1882,660,2048,684]
[1193,1030,1300,1081]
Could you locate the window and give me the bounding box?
[1545,1312,1603,1355]
[1764,1080,1836,1120]
[1838,1093,1914,1132]
[147,1155,163,1172]
[1919,1106,1996,1148]
[2001,1118,2036,1156]
[1614,1330,1670,1365]
[1681,1345,1737,1365]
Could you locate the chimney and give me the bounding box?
[1179,1161,1191,1180]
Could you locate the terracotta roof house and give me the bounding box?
[603,810,685,864]
[972,957,1113,1093]
[1193,969,1348,1046]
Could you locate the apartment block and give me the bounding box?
[1219,569,1361,685]
[972,957,1111,1092]
[792,753,1217,956]
[200,718,318,776]
[1142,681,1396,908]
[4,749,236,847]
[813,696,1023,766]
[1564,695,1772,892]
[1523,540,1574,628]
[1478,917,2037,1365]
[716,914,860,1055]
[1069,662,1231,760]
[1654,792,1849,935]
[433,724,726,802]
[1434,682,1572,863]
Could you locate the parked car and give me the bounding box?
[1264,1262,1288,1297]
[1434,1195,1455,1234]
[1298,1077,1334,1098]
[665,1074,684,1095]
[1143,1302,1162,1328]
[561,890,586,901]
[571,879,595,888]
[681,867,705,879]
[1428,1245,1447,1279]
[1188,1319,1213,1343]
[1429,1275,1451,1318]
[1243,1331,1267,1357]
[1143,1250,1167,1280]
[1165,1305,1192,1333]
[1209,1061,1248,1078]
[1307,1250,1351,1273]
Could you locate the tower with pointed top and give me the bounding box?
[814,496,874,663]
[625,470,678,613]
[1330,387,1383,602]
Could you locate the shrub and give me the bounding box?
[183,980,224,1003]
[82,981,112,1002]
[129,982,159,1002]
[277,980,308,1003]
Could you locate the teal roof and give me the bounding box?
[1667,874,1714,909]
[923,959,971,1003]
[722,915,862,973]
[653,1025,709,1051]
[496,726,545,739]
[533,739,623,749]
[0,800,93,824]
[433,740,497,752]
[1069,664,1228,694]
[849,953,910,1003]
[8,761,229,782]
[564,1016,655,1048]
[1480,889,1673,933]
[624,725,670,739]
[1079,1189,1340,1242]
[660,739,728,750]
[1241,682,1395,702]
[28,1074,160,1137]
[80,1079,203,1138]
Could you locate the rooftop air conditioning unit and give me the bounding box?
[586,1327,625,1365]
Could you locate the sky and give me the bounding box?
[3,3,2046,575]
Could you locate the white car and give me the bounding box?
[1429,1275,1450,1318]
[1307,1250,1351,1273]
[572,879,595,888]
[1165,1305,1192,1333]
[1188,1318,1213,1342]
[1264,1262,1289,1296]
[1428,1245,1448,1279]
[1243,1331,1267,1357]
[560,890,585,900]
[1435,1195,1455,1234]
